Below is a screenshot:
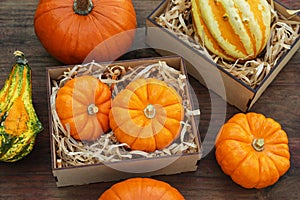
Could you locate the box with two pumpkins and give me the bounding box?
[34,0,202,187]
[46,57,202,187]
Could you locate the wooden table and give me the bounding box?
[0,0,299,199]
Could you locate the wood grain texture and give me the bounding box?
[0,0,299,199]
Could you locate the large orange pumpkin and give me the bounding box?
[34,0,137,64]
[191,0,271,61]
[98,178,185,200]
[215,112,290,188]
[109,78,184,152]
[55,75,111,141]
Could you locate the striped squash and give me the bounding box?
[0,51,43,162]
[191,0,271,61]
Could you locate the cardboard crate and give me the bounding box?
[46,56,202,187]
[146,0,300,112]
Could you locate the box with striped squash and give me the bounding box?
[146,0,300,111]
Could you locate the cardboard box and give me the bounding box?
[46,56,202,187]
[146,0,300,112]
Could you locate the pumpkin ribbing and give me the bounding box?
[34,0,137,64]
[109,78,184,152]
[55,75,111,141]
[215,112,290,188]
[98,178,185,200]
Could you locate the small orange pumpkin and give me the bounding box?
[215,112,290,188]
[56,75,111,141]
[191,0,271,61]
[34,0,137,64]
[98,178,185,200]
[109,78,184,152]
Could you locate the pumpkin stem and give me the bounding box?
[87,104,98,115]
[144,104,156,119]
[73,0,93,15]
[252,138,264,152]
[14,50,28,65]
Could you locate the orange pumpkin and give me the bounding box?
[34,0,137,64]
[56,75,111,141]
[98,178,185,200]
[109,78,184,152]
[215,112,290,188]
[191,0,271,61]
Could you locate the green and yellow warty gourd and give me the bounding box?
[0,51,43,162]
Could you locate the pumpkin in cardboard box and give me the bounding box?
[55,75,111,141]
[98,177,185,200]
[34,0,137,64]
[109,78,184,152]
[215,112,290,188]
[191,0,271,61]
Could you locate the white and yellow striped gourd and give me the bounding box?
[191,0,271,61]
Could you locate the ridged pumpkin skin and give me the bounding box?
[0,51,43,162]
[215,112,290,188]
[34,0,137,64]
[99,178,185,200]
[191,0,271,61]
[109,78,184,152]
[56,76,111,141]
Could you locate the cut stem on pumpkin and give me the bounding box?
[73,0,94,15]
[252,138,265,152]
[87,104,99,115]
[144,104,156,119]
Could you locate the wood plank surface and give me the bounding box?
[0,0,299,199]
